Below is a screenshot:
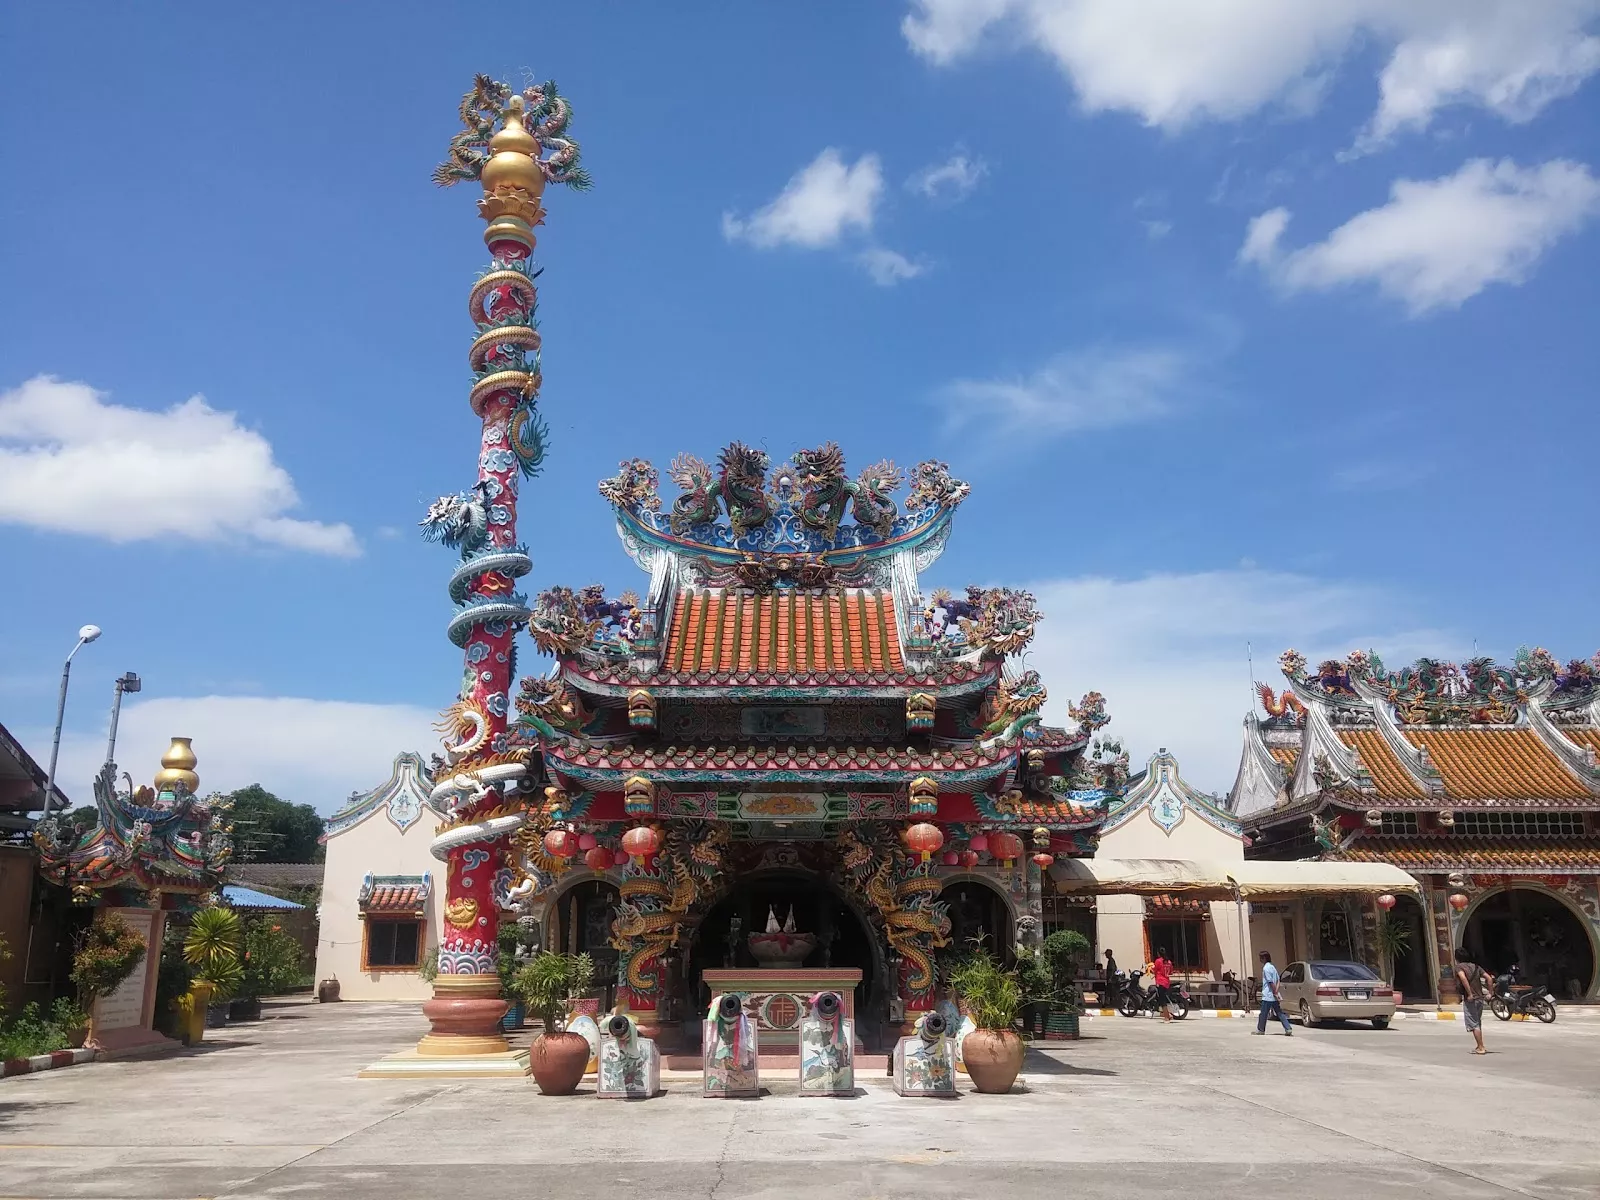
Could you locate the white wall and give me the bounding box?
[315,807,443,1002]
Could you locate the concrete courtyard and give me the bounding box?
[1,999,1596,1200]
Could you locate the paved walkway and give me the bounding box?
[2,998,1596,1199]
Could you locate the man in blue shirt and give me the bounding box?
[1252,950,1293,1035]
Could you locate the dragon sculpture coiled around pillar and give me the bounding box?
[838,826,952,996]
[610,822,729,997]
[433,74,592,190]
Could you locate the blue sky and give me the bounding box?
[3,2,1598,806]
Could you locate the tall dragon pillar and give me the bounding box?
[412,77,587,1064]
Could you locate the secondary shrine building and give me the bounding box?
[487,446,1123,1041]
[1232,649,1600,1003]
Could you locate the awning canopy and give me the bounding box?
[221,884,305,910]
[1050,857,1420,900]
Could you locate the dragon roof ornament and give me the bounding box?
[1280,645,1600,727]
[596,445,969,570]
[34,759,232,901]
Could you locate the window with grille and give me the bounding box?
[1379,812,1420,835]
[1144,919,1206,971]
[1453,812,1585,837]
[364,918,423,969]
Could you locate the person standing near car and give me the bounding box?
[1455,946,1489,1055]
[1152,947,1174,1022]
[1252,950,1293,1035]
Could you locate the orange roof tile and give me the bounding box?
[361,883,426,913]
[1338,836,1600,871]
[1270,746,1300,771]
[664,588,903,676]
[1404,729,1588,802]
[1338,729,1425,800]
[1559,727,1600,756]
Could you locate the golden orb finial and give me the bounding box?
[155,735,200,795]
[480,93,544,201]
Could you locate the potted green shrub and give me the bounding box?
[50,997,90,1049]
[1015,945,1053,1037]
[949,949,1025,1094]
[184,906,244,1028]
[513,951,595,1095]
[70,912,148,1041]
[1042,930,1091,1039]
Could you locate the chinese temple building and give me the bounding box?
[1231,649,1600,1003]
[498,446,1120,1045]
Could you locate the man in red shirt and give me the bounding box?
[1152,947,1174,1023]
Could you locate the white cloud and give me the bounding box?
[938,345,1187,439]
[858,247,929,286]
[908,153,989,202]
[1023,568,1459,791]
[1143,219,1173,240]
[1240,158,1600,314]
[901,1,1600,141]
[37,695,438,815]
[722,149,884,249]
[0,377,358,556]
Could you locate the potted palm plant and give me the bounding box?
[513,951,595,1095]
[949,949,1025,1094]
[1373,915,1411,1006]
[1015,946,1053,1037]
[184,906,243,1030]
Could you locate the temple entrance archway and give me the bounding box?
[1463,886,1597,1000]
[1389,894,1434,1002]
[684,868,884,1027]
[939,876,1015,961]
[547,877,620,1007]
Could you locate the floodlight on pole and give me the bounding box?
[105,671,142,768]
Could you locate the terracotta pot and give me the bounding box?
[962,1028,1025,1094]
[529,1031,590,1095]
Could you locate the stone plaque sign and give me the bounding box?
[91,908,158,1033]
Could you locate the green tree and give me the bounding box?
[226,784,325,863]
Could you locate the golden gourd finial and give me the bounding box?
[155,735,200,796]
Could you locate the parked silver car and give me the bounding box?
[1277,960,1396,1028]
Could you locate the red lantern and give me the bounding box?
[960,850,980,869]
[1376,893,1397,911]
[968,833,990,855]
[583,846,611,872]
[544,827,578,859]
[990,831,1023,863]
[1448,892,1469,911]
[578,832,598,851]
[904,822,945,863]
[612,849,630,867]
[941,850,960,866]
[1031,851,1055,870]
[621,824,661,862]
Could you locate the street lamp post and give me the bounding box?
[41,624,101,818]
[105,671,142,768]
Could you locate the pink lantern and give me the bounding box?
[969,833,990,855]
[1031,851,1055,870]
[583,846,611,873]
[941,850,960,866]
[1376,893,1397,911]
[1448,892,1469,911]
[959,850,980,869]
[578,832,598,851]
[621,824,661,863]
[544,827,578,859]
[905,822,945,863]
[612,849,630,867]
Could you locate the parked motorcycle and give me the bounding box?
[1118,968,1191,1019]
[1489,964,1557,1024]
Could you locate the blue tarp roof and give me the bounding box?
[221,884,304,910]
